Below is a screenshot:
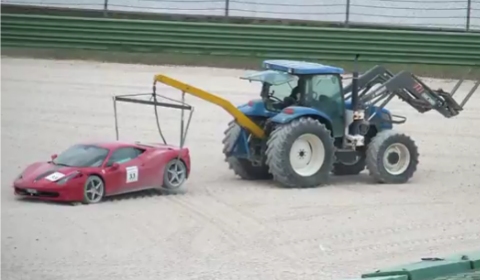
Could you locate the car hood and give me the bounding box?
[20,162,80,183]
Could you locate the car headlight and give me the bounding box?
[56,171,82,185]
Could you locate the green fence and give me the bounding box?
[2,13,480,66]
[348,251,480,280]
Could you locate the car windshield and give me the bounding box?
[241,70,298,100]
[52,144,109,167]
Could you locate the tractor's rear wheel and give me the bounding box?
[366,130,419,184]
[222,121,271,180]
[266,118,335,188]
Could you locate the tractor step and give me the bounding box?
[335,149,362,165]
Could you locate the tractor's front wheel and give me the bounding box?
[266,118,335,188]
[366,130,419,184]
[222,121,271,180]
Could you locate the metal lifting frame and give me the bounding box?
[112,88,195,148]
[343,66,480,119]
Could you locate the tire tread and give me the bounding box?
[366,130,419,184]
[223,121,271,180]
[266,117,335,188]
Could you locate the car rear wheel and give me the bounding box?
[160,159,188,194]
[83,175,105,204]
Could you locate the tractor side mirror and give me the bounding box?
[51,154,58,160]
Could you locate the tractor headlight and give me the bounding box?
[56,171,82,185]
[381,111,392,121]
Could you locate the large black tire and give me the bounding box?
[265,117,335,188]
[332,155,366,175]
[222,121,272,180]
[366,130,419,184]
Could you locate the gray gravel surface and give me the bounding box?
[1,58,480,280]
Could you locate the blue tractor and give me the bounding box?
[222,58,478,188]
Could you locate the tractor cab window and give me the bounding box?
[262,80,298,101]
[106,147,144,166]
[307,74,343,118]
[241,70,298,101]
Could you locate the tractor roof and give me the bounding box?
[263,60,344,75]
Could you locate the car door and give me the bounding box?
[101,156,126,195]
[103,147,148,193]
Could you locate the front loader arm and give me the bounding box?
[343,65,395,100]
[347,66,479,119]
[360,70,479,118]
[154,74,266,139]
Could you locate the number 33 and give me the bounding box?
[126,166,138,183]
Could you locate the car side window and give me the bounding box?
[106,147,144,166]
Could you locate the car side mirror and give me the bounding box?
[51,154,58,160]
[110,162,120,170]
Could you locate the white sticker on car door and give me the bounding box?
[126,166,138,183]
[45,172,66,181]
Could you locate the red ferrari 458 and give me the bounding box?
[13,141,191,204]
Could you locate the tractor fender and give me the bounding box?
[269,106,334,132]
[237,99,277,118]
[345,100,393,132]
[365,106,393,131]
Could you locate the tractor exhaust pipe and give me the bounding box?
[351,54,360,111]
[349,54,362,136]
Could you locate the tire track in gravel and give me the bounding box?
[110,195,236,259]
[93,190,230,258]
[258,201,460,224]
[312,231,480,260]
[92,189,290,259]
[164,195,248,247]
[274,217,480,248]
[165,192,310,271]
[98,197,207,260]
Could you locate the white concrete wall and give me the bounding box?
[3,0,479,30]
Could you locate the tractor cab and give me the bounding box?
[241,60,344,109]
[241,60,346,137]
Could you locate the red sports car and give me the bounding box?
[13,141,191,204]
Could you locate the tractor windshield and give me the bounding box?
[241,70,298,100]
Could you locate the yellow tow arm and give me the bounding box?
[154,74,266,139]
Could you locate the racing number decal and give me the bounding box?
[45,172,66,181]
[126,166,139,183]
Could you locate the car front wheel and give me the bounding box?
[83,175,105,204]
